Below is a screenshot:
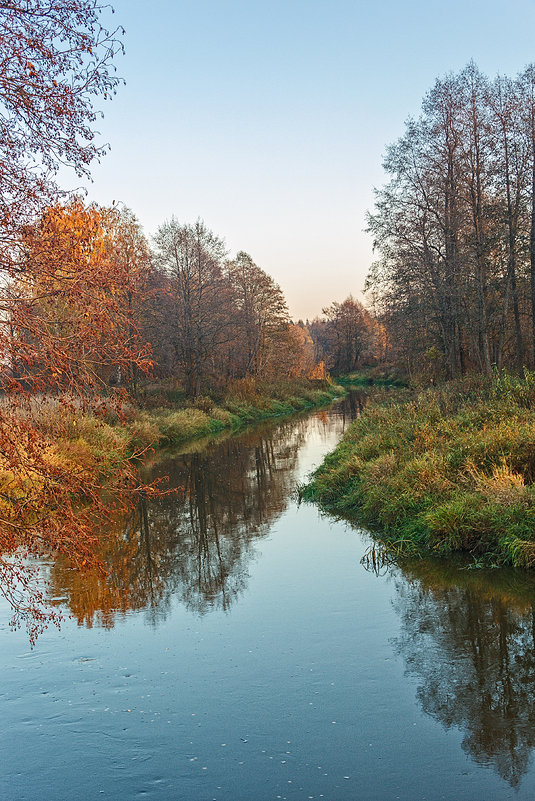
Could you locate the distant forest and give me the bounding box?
[10,199,383,399]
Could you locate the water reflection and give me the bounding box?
[15,390,535,797]
[50,388,535,791]
[392,560,535,787]
[49,414,327,626]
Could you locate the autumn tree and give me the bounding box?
[0,1,143,638]
[367,75,468,378]
[0,197,152,639]
[488,74,527,374]
[12,198,152,392]
[518,65,535,366]
[99,204,153,393]
[313,296,377,374]
[0,0,124,255]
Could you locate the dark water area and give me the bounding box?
[3,393,535,800]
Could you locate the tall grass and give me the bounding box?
[11,378,344,480]
[302,371,535,568]
[336,368,408,388]
[128,377,344,449]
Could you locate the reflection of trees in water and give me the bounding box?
[50,416,309,626]
[339,390,365,429]
[311,390,365,437]
[392,561,535,787]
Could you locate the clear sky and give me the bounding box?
[74,0,535,320]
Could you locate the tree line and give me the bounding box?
[14,198,387,400]
[308,296,386,375]
[11,201,326,399]
[367,62,535,379]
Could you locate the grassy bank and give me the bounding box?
[7,377,343,520]
[302,372,535,568]
[335,368,408,388]
[128,377,344,450]
[43,378,344,464]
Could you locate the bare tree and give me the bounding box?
[225,251,289,377]
[153,219,231,396]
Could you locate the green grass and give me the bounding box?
[302,371,535,568]
[128,377,345,449]
[22,378,344,483]
[335,368,408,388]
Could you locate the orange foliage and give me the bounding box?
[7,199,152,393]
[309,360,328,380]
[0,0,124,256]
[0,200,153,642]
[0,2,153,642]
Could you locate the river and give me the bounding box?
[3,394,535,800]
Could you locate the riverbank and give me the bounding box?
[128,377,344,450]
[302,372,535,568]
[41,378,345,475]
[0,378,343,555]
[334,368,408,388]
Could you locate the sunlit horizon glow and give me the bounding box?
[70,0,535,320]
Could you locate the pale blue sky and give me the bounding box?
[76,0,535,319]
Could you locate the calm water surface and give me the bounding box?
[3,394,535,800]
